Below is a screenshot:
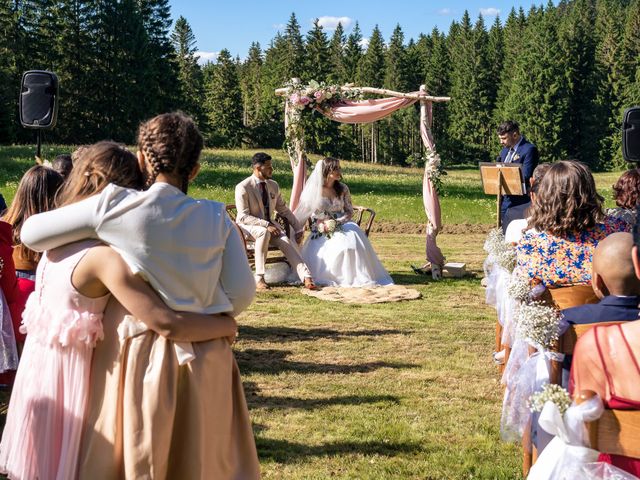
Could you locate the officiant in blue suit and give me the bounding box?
[497,120,539,230]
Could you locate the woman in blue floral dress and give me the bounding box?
[516,161,629,288]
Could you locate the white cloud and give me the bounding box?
[316,16,353,31]
[358,37,369,50]
[272,23,285,30]
[480,7,500,16]
[437,8,451,15]
[196,51,219,65]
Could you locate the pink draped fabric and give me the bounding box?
[291,96,418,210]
[289,155,306,211]
[318,97,418,123]
[420,101,445,266]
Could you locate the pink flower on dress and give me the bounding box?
[289,93,300,104]
[313,91,324,102]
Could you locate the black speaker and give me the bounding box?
[623,106,640,163]
[19,70,58,129]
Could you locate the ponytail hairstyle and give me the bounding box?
[3,165,63,264]
[321,157,345,196]
[137,112,203,193]
[56,141,143,206]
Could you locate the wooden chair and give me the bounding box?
[577,390,640,461]
[225,204,291,266]
[548,321,623,386]
[547,284,599,310]
[522,321,625,476]
[352,206,376,237]
[521,285,601,476]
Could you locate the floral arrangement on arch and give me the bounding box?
[285,79,362,112]
[423,150,446,194]
[283,80,362,163]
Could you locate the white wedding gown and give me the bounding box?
[301,194,393,287]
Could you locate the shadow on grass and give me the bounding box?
[238,325,407,342]
[390,272,479,286]
[236,348,417,375]
[244,382,401,410]
[256,437,426,463]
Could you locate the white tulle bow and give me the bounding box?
[527,395,604,480]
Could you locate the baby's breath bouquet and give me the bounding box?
[484,228,517,272]
[484,228,506,254]
[528,384,572,414]
[507,274,531,302]
[516,301,562,349]
[495,247,517,271]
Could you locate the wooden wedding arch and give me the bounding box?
[275,79,451,275]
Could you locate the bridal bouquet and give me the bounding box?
[310,212,342,239]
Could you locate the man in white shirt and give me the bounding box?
[235,152,316,291]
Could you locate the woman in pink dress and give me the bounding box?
[0,142,238,480]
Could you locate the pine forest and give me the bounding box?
[2,0,640,170]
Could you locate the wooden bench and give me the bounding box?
[578,390,640,460]
[226,204,377,266]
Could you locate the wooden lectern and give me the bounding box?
[480,163,525,228]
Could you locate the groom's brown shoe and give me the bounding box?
[303,277,318,290]
[256,278,270,291]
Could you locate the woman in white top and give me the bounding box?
[21,113,260,479]
[294,157,393,287]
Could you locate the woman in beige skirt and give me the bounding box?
[22,113,261,479]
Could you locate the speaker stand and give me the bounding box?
[36,130,42,163]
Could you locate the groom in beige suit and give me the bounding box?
[235,152,316,291]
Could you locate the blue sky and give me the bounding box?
[168,0,543,63]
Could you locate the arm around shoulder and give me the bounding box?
[87,246,238,342]
[21,195,101,252]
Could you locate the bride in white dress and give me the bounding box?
[294,158,393,287]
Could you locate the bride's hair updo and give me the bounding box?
[322,157,345,196]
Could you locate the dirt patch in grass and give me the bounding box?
[371,222,494,235]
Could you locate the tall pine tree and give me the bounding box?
[203,49,243,147]
[170,16,204,126]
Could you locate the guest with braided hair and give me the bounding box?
[20,112,260,479]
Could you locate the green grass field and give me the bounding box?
[0,146,629,478]
[0,145,623,226]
